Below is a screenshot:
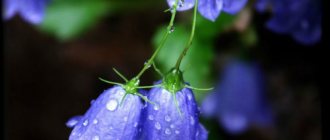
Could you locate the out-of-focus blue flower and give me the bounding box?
[255,0,321,45]
[3,0,49,24]
[140,81,208,140]
[201,58,273,134]
[167,0,248,21]
[67,86,143,140]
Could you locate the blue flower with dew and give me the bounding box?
[67,86,143,140]
[140,82,208,140]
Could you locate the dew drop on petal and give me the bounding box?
[165,128,171,135]
[93,119,98,124]
[134,122,138,127]
[153,104,159,111]
[170,124,175,128]
[190,116,195,125]
[175,130,180,134]
[155,122,161,130]
[106,99,118,111]
[196,130,200,136]
[92,135,99,140]
[83,119,88,126]
[187,94,192,101]
[148,115,154,120]
[165,115,171,122]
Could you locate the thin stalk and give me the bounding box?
[175,0,198,70]
[135,0,180,79]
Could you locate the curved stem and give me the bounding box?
[175,0,198,70]
[135,0,180,79]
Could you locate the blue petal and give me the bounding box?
[68,86,143,140]
[3,0,19,20]
[202,58,274,134]
[219,113,248,134]
[141,86,203,140]
[167,0,195,11]
[198,0,223,21]
[19,0,47,24]
[222,0,248,14]
[254,0,273,12]
[196,123,208,140]
[201,92,217,117]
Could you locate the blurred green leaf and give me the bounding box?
[196,13,237,41]
[152,25,214,102]
[40,0,109,40]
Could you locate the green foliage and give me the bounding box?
[196,12,236,41]
[152,25,214,102]
[40,0,109,41]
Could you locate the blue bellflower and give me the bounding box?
[3,0,48,24]
[67,86,143,140]
[167,0,248,21]
[201,58,273,134]
[255,0,321,45]
[140,81,208,140]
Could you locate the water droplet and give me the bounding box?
[153,104,159,111]
[144,62,151,68]
[175,130,180,134]
[106,99,118,111]
[134,122,138,127]
[110,126,113,130]
[190,116,195,125]
[148,115,154,120]
[124,117,128,122]
[170,124,175,128]
[196,130,200,136]
[83,119,88,126]
[165,128,171,135]
[92,135,99,140]
[93,119,98,124]
[187,94,192,101]
[165,115,171,122]
[169,26,175,33]
[118,90,125,95]
[155,122,161,130]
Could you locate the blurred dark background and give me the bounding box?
[4,1,323,140]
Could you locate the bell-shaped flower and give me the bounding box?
[67,86,143,140]
[201,58,273,134]
[167,0,248,21]
[255,0,321,45]
[140,80,208,140]
[3,0,49,24]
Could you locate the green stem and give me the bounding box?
[135,0,180,79]
[175,0,198,70]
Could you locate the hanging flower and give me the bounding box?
[140,81,208,140]
[201,58,274,134]
[255,0,321,45]
[67,86,143,140]
[3,0,49,24]
[167,0,248,21]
